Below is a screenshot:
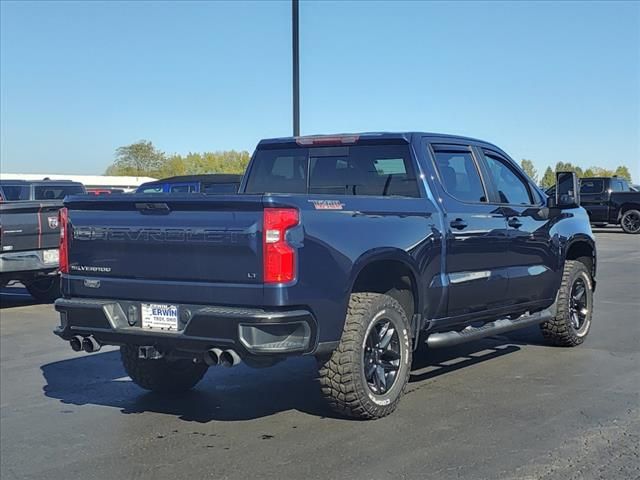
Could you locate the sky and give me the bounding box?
[1,0,639,181]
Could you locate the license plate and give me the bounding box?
[43,249,59,264]
[141,303,179,331]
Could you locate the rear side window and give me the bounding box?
[0,185,30,201]
[245,145,420,197]
[34,184,84,200]
[483,153,533,205]
[580,180,603,194]
[432,147,487,203]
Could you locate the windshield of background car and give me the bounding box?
[244,145,420,197]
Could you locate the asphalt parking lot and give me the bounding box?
[1,229,638,480]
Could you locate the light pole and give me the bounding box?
[292,0,300,137]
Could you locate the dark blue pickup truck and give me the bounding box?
[54,133,596,419]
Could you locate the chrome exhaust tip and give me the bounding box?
[204,348,223,366]
[69,335,84,352]
[220,349,241,368]
[81,336,101,353]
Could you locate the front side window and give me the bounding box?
[483,153,533,205]
[432,148,487,203]
[245,145,420,197]
[611,180,627,192]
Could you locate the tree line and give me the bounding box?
[104,140,251,178]
[519,159,632,189]
[105,140,634,188]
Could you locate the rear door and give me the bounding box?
[424,140,510,318]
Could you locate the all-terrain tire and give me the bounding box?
[540,260,593,347]
[318,293,412,420]
[620,209,640,234]
[25,275,60,303]
[120,345,208,393]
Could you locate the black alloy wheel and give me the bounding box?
[621,210,640,234]
[363,318,401,395]
[569,277,589,334]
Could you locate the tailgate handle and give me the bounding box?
[135,202,171,215]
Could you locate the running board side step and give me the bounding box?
[426,308,553,349]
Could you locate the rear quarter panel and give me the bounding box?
[264,194,443,344]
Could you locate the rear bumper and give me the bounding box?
[0,249,58,274]
[54,297,318,359]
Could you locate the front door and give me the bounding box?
[479,149,558,307]
[579,178,608,223]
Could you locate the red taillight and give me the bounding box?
[59,207,69,274]
[263,208,299,283]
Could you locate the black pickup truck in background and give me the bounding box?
[579,177,640,234]
[0,179,86,301]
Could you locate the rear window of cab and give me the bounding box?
[245,145,421,198]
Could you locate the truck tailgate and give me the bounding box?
[0,201,62,252]
[65,195,263,284]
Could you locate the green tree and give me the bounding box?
[108,140,166,176]
[614,165,632,181]
[540,166,555,189]
[555,161,583,177]
[520,159,538,183]
[585,166,613,177]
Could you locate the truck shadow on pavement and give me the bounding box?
[41,327,543,422]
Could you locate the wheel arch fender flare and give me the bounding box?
[562,234,597,285]
[347,248,424,318]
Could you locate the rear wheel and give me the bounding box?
[25,275,60,303]
[318,293,412,420]
[120,345,208,393]
[540,260,593,347]
[620,209,640,234]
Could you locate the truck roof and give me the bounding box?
[257,132,502,149]
[0,179,82,185]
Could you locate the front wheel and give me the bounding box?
[620,209,640,234]
[25,275,60,303]
[120,345,208,393]
[540,260,593,347]
[318,293,412,420]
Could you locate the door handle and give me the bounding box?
[450,218,468,230]
[508,217,523,228]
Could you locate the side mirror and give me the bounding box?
[553,171,580,208]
